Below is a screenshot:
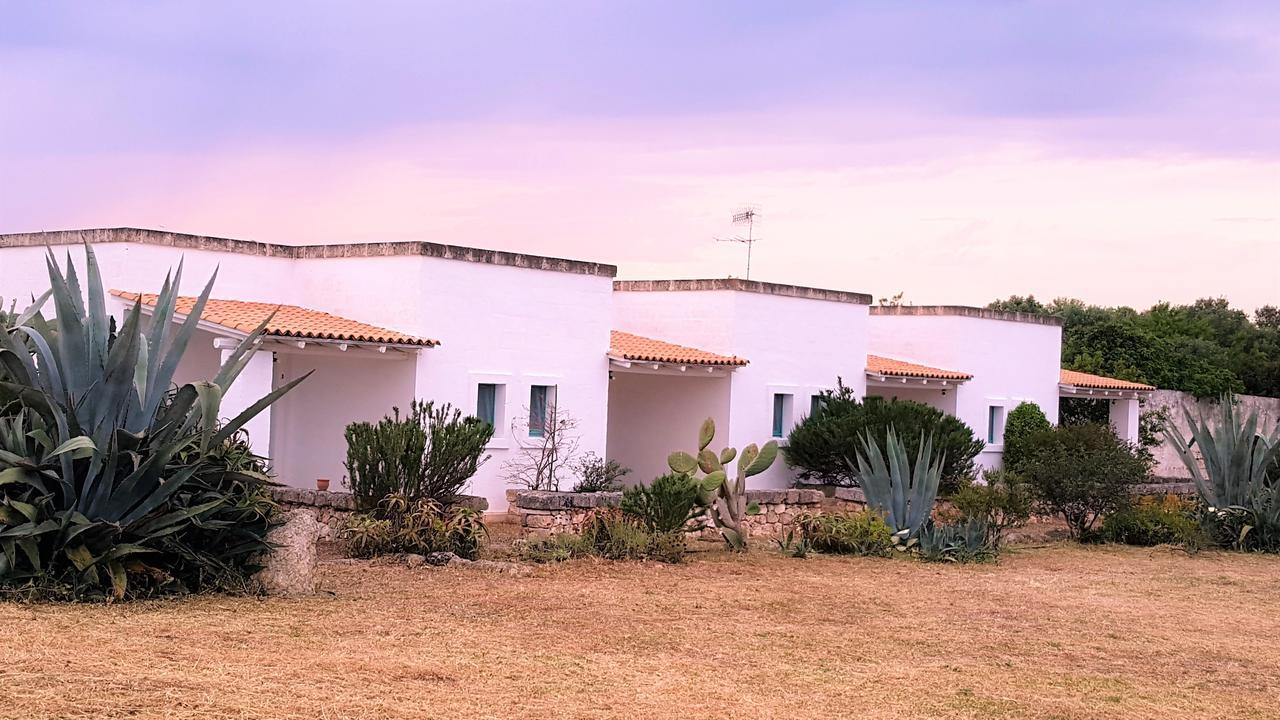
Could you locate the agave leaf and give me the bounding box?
[43,435,96,462]
[64,543,94,571]
[210,371,312,448]
[138,267,218,428]
[13,289,52,328]
[107,560,128,599]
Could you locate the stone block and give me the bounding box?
[524,513,555,529]
[253,510,321,595]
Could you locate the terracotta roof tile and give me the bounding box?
[1060,369,1155,391]
[112,291,437,347]
[866,354,973,381]
[610,331,747,367]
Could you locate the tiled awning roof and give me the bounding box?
[1060,369,1155,392]
[609,331,748,367]
[866,354,973,381]
[112,291,438,347]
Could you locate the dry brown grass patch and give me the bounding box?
[2,543,1278,719]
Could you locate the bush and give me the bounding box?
[918,518,996,563]
[621,473,703,534]
[1101,495,1205,548]
[0,246,300,601]
[785,381,984,494]
[339,494,486,560]
[950,469,1033,549]
[1021,423,1152,539]
[795,510,895,556]
[518,509,685,563]
[344,400,493,510]
[1002,402,1051,472]
[570,452,630,493]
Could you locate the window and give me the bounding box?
[988,405,1006,445]
[529,385,555,437]
[476,384,497,426]
[810,394,826,417]
[772,393,793,438]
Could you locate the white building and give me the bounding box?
[0,228,1153,510]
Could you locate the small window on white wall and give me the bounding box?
[529,385,556,438]
[810,394,827,417]
[772,393,793,438]
[988,405,1006,445]
[476,383,506,435]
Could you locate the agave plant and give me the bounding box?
[1166,396,1280,551]
[0,244,307,599]
[849,427,945,548]
[1165,396,1280,508]
[918,517,994,563]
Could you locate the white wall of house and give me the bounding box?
[270,348,420,492]
[612,284,870,488]
[867,309,1063,470]
[606,370,732,486]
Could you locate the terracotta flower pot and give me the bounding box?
[316,478,331,492]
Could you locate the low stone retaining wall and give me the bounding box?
[270,487,489,541]
[513,488,853,540]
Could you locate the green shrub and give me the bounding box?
[518,509,685,563]
[918,518,996,563]
[1101,495,1205,548]
[344,400,493,510]
[570,452,629,493]
[785,381,983,494]
[795,510,894,556]
[0,246,302,601]
[339,494,487,560]
[1021,423,1152,539]
[1002,402,1051,473]
[621,472,703,533]
[950,469,1033,549]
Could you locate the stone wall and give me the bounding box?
[269,488,489,541]
[1146,390,1280,480]
[512,489,850,540]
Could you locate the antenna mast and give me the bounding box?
[715,206,761,280]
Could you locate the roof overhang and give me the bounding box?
[1058,383,1153,400]
[865,373,969,389]
[608,355,735,375]
[123,302,425,359]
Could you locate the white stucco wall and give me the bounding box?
[867,311,1063,469]
[606,370,732,486]
[612,287,870,488]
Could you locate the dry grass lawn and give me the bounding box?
[2,542,1278,719]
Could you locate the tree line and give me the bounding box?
[986,296,1280,399]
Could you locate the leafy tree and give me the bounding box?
[1002,401,1051,472]
[785,380,984,494]
[987,294,1276,399]
[1021,423,1152,539]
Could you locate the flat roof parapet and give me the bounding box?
[870,305,1063,326]
[0,227,618,278]
[614,278,872,305]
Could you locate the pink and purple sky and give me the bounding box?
[2,2,1276,310]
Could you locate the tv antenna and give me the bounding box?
[716,206,761,280]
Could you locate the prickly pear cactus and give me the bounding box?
[666,417,778,551]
